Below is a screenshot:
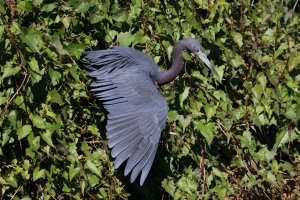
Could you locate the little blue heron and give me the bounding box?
[82,38,217,186]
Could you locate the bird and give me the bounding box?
[82,38,218,186]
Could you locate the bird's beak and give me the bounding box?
[195,51,218,76]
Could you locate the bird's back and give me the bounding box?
[84,46,160,80]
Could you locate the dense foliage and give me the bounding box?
[0,0,299,199]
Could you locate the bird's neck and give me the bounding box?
[156,41,186,85]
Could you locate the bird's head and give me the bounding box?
[184,38,218,76]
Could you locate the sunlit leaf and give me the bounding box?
[17,125,32,140]
[195,121,215,145]
[85,160,102,178]
[117,32,134,46]
[65,44,87,59]
[179,87,190,108]
[230,31,243,48]
[287,52,300,71]
[2,65,21,79]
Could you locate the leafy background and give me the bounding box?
[0,0,299,199]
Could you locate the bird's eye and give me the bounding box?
[195,48,200,52]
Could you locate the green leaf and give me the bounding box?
[29,115,46,129]
[212,167,226,179]
[50,34,67,56]
[177,115,192,132]
[87,125,100,136]
[285,105,298,124]
[33,166,45,181]
[65,44,87,59]
[179,87,190,108]
[133,30,150,44]
[29,57,43,83]
[69,0,94,13]
[195,121,215,145]
[257,73,267,90]
[20,27,44,54]
[274,43,288,58]
[70,65,80,81]
[265,149,276,162]
[236,131,252,148]
[17,125,32,140]
[252,84,263,101]
[48,89,64,105]
[41,3,58,12]
[117,32,134,46]
[85,160,102,178]
[162,179,176,196]
[266,171,277,185]
[41,130,54,147]
[287,52,300,71]
[231,54,245,68]
[262,28,275,44]
[205,104,217,121]
[30,135,40,151]
[69,164,81,181]
[2,65,21,79]
[48,68,61,86]
[1,129,11,147]
[273,129,298,149]
[230,31,243,48]
[185,8,198,29]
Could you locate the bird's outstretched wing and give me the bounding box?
[82,47,168,186]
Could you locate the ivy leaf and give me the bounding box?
[88,125,100,137]
[185,8,198,29]
[236,131,252,148]
[2,65,21,79]
[85,160,102,178]
[287,52,300,71]
[273,129,298,150]
[195,121,215,145]
[117,32,134,46]
[29,57,44,83]
[33,166,45,181]
[69,0,94,13]
[65,44,87,59]
[20,27,44,54]
[230,31,243,48]
[177,115,191,132]
[262,28,275,44]
[266,171,277,186]
[1,129,11,147]
[29,115,46,129]
[17,125,32,140]
[41,3,58,12]
[252,84,263,101]
[48,67,61,86]
[274,43,288,58]
[48,89,64,105]
[205,104,217,121]
[231,54,245,68]
[41,130,54,147]
[69,164,81,181]
[179,87,190,108]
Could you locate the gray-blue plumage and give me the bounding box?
[82,38,217,186]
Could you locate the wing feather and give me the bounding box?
[83,47,168,186]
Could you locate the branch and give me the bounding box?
[293,0,299,11]
[0,74,28,118]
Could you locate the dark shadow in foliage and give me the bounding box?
[29,76,49,110]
